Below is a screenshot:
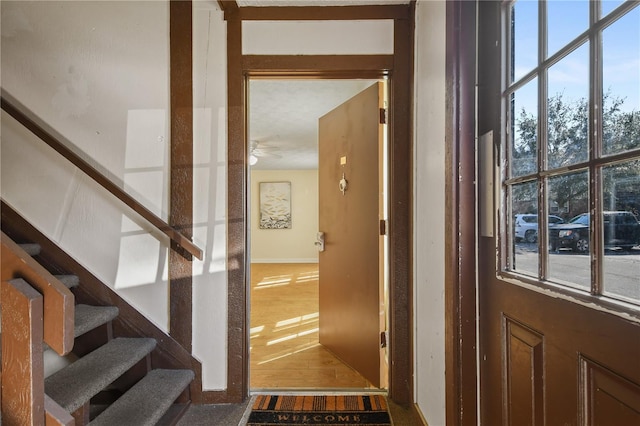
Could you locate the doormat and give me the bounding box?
[247,395,391,425]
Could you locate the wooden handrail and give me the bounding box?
[1,232,75,355]
[0,90,203,261]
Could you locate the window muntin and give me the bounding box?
[503,1,640,309]
[602,1,626,17]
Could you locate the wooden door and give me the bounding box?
[318,82,385,388]
[479,273,640,425]
[477,1,640,424]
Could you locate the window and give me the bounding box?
[503,1,640,309]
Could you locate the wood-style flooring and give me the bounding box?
[249,263,376,390]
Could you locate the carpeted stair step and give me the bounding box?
[74,304,119,338]
[44,304,119,352]
[89,369,195,426]
[45,337,157,413]
[19,242,41,256]
[15,242,79,289]
[54,274,80,289]
[14,241,80,289]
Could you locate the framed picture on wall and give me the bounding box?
[259,181,292,229]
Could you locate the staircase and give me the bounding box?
[2,237,195,425]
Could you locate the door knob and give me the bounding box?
[315,232,325,252]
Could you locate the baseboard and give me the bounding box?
[250,258,318,264]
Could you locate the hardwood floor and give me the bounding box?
[249,263,376,390]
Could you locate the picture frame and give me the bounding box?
[259,181,292,229]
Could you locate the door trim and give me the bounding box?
[222,3,415,405]
[445,1,478,425]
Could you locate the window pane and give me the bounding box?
[511,0,538,82]
[547,0,589,58]
[547,43,589,169]
[511,78,538,178]
[511,181,538,277]
[548,171,590,291]
[602,6,640,156]
[602,1,625,18]
[602,160,640,303]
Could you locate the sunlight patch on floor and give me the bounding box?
[255,275,293,289]
[256,342,322,365]
[250,325,265,336]
[266,327,319,346]
[275,312,319,328]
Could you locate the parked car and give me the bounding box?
[549,211,640,253]
[514,214,565,243]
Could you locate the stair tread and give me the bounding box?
[19,243,41,256]
[54,274,80,289]
[45,337,156,413]
[89,369,195,426]
[75,304,119,338]
[43,304,119,351]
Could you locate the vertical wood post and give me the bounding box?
[1,278,45,425]
[169,0,194,351]
[223,1,248,403]
[445,1,478,425]
[389,8,415,405]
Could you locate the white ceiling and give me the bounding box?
[248,79,379,170]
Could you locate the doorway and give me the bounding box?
[247,79,388,391]
[224,12,414,403]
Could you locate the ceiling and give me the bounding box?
[248,79,379,170]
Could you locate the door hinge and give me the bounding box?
[380,331,387,348]
[379,108,387,124]
[379,219,387,236]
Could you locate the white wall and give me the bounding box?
[1,0,172,329]
[1,0,230,390]
[413,1,447,425]
[242,20,394,55]
[250,169,319,263]
[191,1,228,390]
[1,1,450,404]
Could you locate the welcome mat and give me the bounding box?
[247,395,391,425]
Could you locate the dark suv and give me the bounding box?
[549,211,640,253]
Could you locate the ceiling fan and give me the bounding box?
[249,139,281,165]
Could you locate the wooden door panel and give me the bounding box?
[480,266,640,425]
[318,82,383,388]
[581,356,640,425]
[504,317,544,426]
